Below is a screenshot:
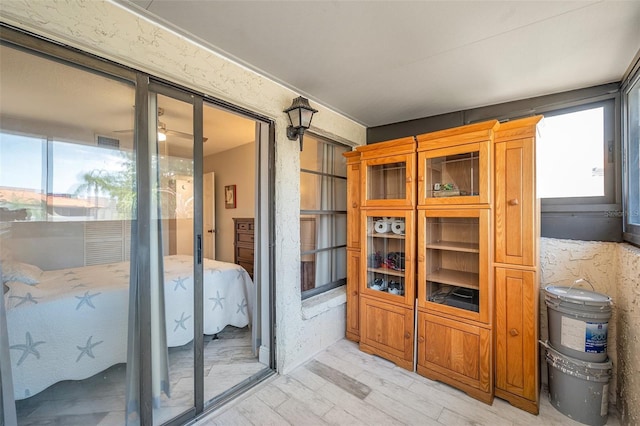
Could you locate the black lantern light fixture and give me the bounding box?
[284,96,318,151]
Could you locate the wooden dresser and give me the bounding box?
[233,218,254,279]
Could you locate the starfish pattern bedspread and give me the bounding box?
[3,255,253,400]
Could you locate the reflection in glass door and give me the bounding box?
[0,43,136,424]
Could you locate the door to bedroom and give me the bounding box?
[0,32,273,426]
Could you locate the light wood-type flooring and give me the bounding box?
[196,338,620,426]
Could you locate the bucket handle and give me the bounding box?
[568,278,595,293]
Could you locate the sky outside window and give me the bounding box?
[537,107,605,198]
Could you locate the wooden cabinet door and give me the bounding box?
[494,138,536,266]
[345,152,361,249]
[416,311,493,403]
[361,209,415,307]
[346,249,360,342]
[417,141,491,206]
[416,208,491,324]
[359,296,414,370]
[495,267,538,412]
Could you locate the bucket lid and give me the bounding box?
[544,342,612,380]
[544,284,612,307]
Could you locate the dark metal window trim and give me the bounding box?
[300,133,350,300]
[622,51,640,247]
[537,98,619,210]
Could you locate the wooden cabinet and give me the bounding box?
[417,311,493,404]
[351,136,416,369]
[233,218,254,279]
[344,151,362,342]
[343,117,541,413]
[493,116,542,414]
[414,122,497,404]
[359,208,415,369]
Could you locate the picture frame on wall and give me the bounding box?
[225,184,236,209]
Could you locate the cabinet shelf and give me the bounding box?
[368,267,405,277]
[425,241,479,253]
[367,232,406,239]
[427,268,479,290]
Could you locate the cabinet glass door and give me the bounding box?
[363,211,414,305]
[359,142,416,209]
[418,210,489,322]
[367,161,407,201]
[418,142,490,206]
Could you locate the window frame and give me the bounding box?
[537,99,617,208]
[622,55,640,247]
[300,133,349,300]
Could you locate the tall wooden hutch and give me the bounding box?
[343,116,542,414]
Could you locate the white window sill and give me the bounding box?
[301,286,346,320]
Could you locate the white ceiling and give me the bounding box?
[125,0,640,128]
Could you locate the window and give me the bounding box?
[623,67,640,246]
[538,106,606,198]
[300,134,349,299]
[535,98,620,241]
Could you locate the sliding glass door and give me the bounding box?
[1,29,273,426]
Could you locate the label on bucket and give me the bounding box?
[586,322,608,353]
[561,316,586,351]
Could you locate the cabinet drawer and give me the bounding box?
[236,246,253,259]
[238,233,254,244]
[236,221,254,231]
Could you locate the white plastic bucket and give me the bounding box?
[546,343,612,426]
[544,280,612,362]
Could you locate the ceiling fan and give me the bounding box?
[113,107,208,142]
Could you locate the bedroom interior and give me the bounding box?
[1,1,639,425]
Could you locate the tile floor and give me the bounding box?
[196,338,620,426]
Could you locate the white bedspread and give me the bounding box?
[3,255,253,400]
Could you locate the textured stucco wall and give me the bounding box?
[540,237,640,422]
[616,243,640,425]
[0,0,366,375]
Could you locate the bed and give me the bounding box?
[2,255,253,400]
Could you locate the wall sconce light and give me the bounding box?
[284,96,318,151]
